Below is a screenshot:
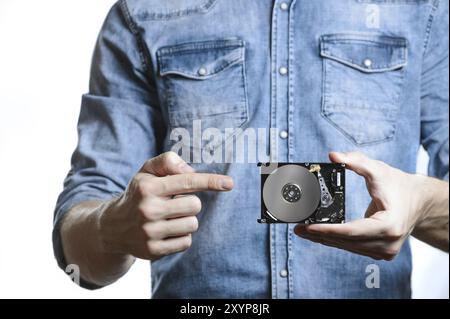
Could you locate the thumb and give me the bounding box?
[140,152,195,176]
[329,151,379,180]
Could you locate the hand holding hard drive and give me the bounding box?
[294,152,449,261]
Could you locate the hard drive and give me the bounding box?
[258,163,345,224]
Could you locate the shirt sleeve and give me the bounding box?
[420,0,449,181]
[52,1,164,288]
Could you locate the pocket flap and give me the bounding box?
[157,39,245,79]
[320,34,407,73]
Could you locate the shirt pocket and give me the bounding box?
[320,34,408,146]
[157,39,249,151]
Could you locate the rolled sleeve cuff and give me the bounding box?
[52,191,117,290]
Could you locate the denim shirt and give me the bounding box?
[53,0,449,298]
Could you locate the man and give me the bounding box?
[54,0,449,298]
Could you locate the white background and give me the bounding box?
[0,0,448,299]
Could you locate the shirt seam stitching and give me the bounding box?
[119,0,150,72]
[423,0,440,56]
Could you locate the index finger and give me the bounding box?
[156,173,234,196]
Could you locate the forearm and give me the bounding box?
[60,200,135,287]
[412,176,449,252]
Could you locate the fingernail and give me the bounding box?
[220,177,234,190]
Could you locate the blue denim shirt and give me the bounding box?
[53,0,449,298]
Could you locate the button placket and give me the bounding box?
[287,0,296,164]
[279,66,288,75]
[286,1,297,299]
[269,0,295,300]
[281,2,289,11]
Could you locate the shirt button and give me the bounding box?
[198,67,207,76]
[279,130,289,139]
[280,269,288,278]
[280,2,289,10]
[363,58,373,69]
[279,66,288,75]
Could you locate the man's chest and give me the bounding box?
[127,0,433,153]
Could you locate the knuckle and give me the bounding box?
[142,223,156,239]
[130,175,142,191]
[136,202,149,217]
[162,151,179,167]
[151,176,173,195]
[138,201,161,222]
[164,151,178,162]
[134,178,152,197]
[208,175,220,190]
[147,211,161,222]
[143,222,165,240]
[156,178,170,195]
[183,174,196,190]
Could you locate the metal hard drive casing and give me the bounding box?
[258,163,345,224]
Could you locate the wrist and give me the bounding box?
[411,174,434,225]
[60,199,135,287]
[96,198,132,261]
